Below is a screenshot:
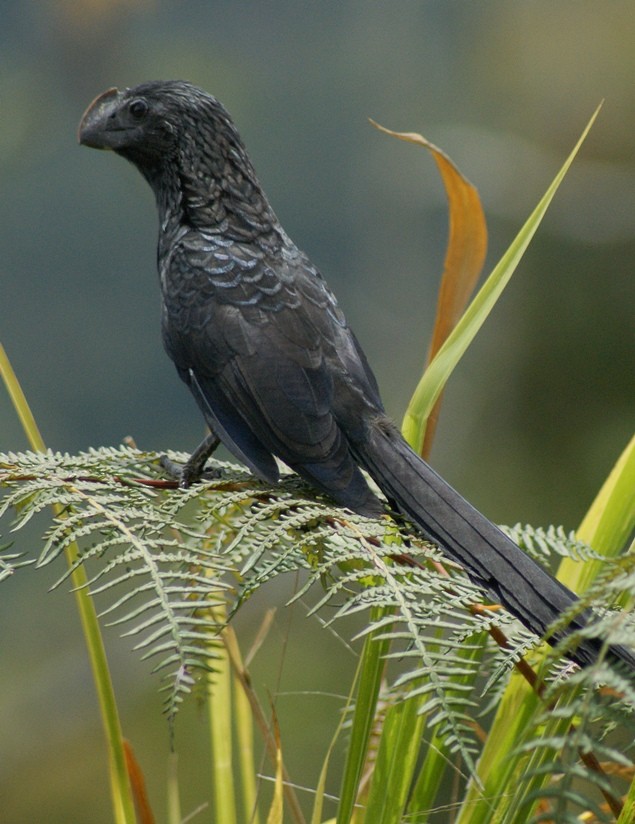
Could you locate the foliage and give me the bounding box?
[0,446,634,823]
[0,446,488,729]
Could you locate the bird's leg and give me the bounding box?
[160,432,221,488]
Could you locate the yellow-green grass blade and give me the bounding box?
[336,607,393,824]
[407,632,487,823]
[559,433,635,596]
[362,690,427,824]
[208,618,237,824]
[402,104,602,453]
[0,342,137,824]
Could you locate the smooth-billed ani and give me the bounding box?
[79,81,633,670]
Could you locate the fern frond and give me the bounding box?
[0,448,233,715]
[0,543,33,581]
[515,667,634,823]
[503,523,605,564]
[1,445,634,778]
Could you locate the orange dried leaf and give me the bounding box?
[370,121,487,458]
[124,739,155,824]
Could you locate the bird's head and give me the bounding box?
[80,83,170,161]
[79,80,242,172]
[79,81,272,235]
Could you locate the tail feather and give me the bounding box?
[357,419,634,670]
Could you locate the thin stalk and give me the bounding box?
[166,753,182,824]
[337,606,393,824]
[224,623,306,824]
[0,343,136,824]
[207,604,237,824]
[233,658,260,824]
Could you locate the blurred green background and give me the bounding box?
[1,2,634,821]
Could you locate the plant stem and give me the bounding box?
[0,342,137,824]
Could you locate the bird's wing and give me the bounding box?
[162,235,383,513]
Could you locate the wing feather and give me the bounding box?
[162,234,382,512]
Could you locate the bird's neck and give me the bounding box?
[145,140,279,247]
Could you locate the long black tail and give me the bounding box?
[357,419,634,671]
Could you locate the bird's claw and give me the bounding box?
[159,454,218,488]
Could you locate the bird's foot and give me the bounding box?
[159,433,221,488]
[159,454,189,487]
[159,452,219,489]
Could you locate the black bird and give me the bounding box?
[79,81,632,670]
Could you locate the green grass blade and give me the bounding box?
[559,433,635,595]
[617,768,635,824]
[224,622,305,824]
[402,103,603,453]
[0,342,137,824]
[336,607,393,824]
[310,665,356,824]
[166,753,182,824]
[455,436,634,824]
[407,633,487,823]
[234,667,260,824]
[454,673,543,824]
[0,343,46,451]
[310,725,340,824]
[310,741,333,824]
[362,690,426,824]
[266,709,285,824]
[208,621,238,824]
[447,106,605,823]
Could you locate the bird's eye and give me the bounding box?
[128,99,148,119]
